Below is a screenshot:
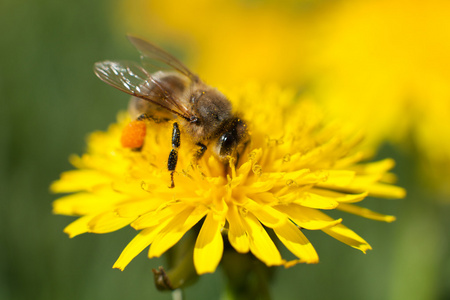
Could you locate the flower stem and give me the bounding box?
[221,247,273,300]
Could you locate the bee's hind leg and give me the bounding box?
[131,113,170,153]
[168,122,181,188]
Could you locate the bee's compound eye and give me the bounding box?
[121,120,146,148]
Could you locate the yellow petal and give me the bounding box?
[333,151,366,169]
[131,202,188,230]
[245,199,287,228]
[50,170,111,193]
[247,192,277,204]
[115,198,165,218]
[244,180,276,194]
[352,158,396,174]
[279,169,319,185]
[110,180,157,198]
[210,196,228,216]
[63,215,95,238]
[322,170,356,186]
[294,192,339,209]
[337,203,396,222]
[194,212,225,274]
[274,221,319,264]
[227,204,250,253]
[242,212,283,266]
[322,223,372,253]
[88,211,136,233]
[309,189,369,204]
[317,180,406,198]
[53,192,124,216]
[366,183,406,198]
[149,206,208,258]
[275,204,342,230]
[113,226,165,271]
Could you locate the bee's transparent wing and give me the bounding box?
[94,60,193,120]
[127,35,199,83]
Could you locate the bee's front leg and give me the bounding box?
[168,122,180,188]
[195,143,207,160]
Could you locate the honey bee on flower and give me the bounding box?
[94,35,248,188]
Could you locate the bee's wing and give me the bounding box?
[94,60,194,120]
[127,35,199,83]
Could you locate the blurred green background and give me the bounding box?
[1,1,449,299]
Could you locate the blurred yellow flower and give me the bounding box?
[52,84,404,275]
[117,0,450,195]
[312,0,450,194]
[116,0,315,87]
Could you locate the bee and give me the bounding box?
[94,35,249,188]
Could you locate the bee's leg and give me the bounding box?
[194,143,207,160]
[137,113,170,123]
[168,122,180,188]
[131,146,143,152]
[130,114,170,153]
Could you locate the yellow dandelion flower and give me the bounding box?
[51,84,405,277]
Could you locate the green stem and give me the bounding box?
[221,249,274,300]
[171,289,184,300]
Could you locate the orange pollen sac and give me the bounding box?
[121,120,147,148]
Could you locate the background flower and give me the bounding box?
[311,0,450,196]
